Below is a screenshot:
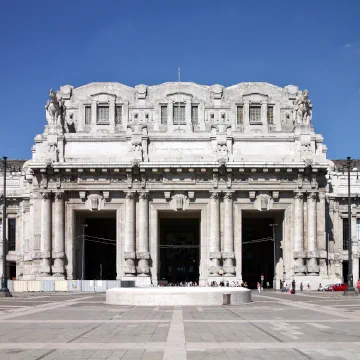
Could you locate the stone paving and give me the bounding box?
[0,291,360,359]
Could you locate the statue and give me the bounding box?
[45,89,65,126]
[294,89,312,125]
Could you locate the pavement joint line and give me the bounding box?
[163,309,186,360]
[0,342,359,351]
[0,319,171,323]
[0,295,96,320]
[253,293,360,320]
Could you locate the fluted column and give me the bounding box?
[137,191,150,276]
[52,192,65,277]
[293,192,305,274]
[124,192,136,276]
[307,192,319,274]
[40,192,52,276]
[223,192,235,276]
[351,212,359,285]
[209,192,221,275]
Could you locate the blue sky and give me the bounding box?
[0,0,359,160]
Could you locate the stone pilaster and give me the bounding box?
[52,192,65,277]
[307,192,319,274]
[223,192,235,276]
[293,192,306,274]
[318,192,327,276]
[124,192,136,275]
[137,191,150,276]
[40,192,52,276]
[209,192,221,275]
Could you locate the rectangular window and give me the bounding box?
[161,105,167,125]
[115,105,122,125]
[357,219,360,241]
[267,106,274,124]
[237,106,243,124]
[97,106,109,124]
[249,106,261,123]
[191,105,198,124]
[85,105,92,125]
[8,218,16,251]
[343,218,349,250]
[173,103,186,125]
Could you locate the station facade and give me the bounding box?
[0,81,351,288]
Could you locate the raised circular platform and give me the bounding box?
[106,287,251,306]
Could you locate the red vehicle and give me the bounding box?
[328,283,348,291]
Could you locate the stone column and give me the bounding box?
[124,192,136,276]
[40,192,52,276]
[209,192,221,275]
[52,192,65,277]
[293,192,306,274]
[318,192,327,275]
[223,192,235,276]
[91,100,97,126]
[109,99,115,133]
[137,191,150,276]
[307,192,319,274]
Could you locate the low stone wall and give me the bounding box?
[8,280,134,292]
[106,287,251,306]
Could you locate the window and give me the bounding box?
[357,219,360,241]
[115,105,122,124]
[191,105,198,124]
[97,106,109,124]
[267,106,274,124]
[173,103,186,125]
[343,218,349,250]
[8,218,16,251]
[237,106,243,125]
[249,106,261,123]
[161,105,167,125]
[85,105,92,125]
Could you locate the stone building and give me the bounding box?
[0,81,343,288]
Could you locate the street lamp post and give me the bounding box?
[341,157,357,295]
[81,224,88,280]
[269,224,278,290]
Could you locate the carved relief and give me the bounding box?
[85,194,105,211]
[169,193,189,211]
[47,142,59,162]
[254,194,273,211]
[300,142,313,166]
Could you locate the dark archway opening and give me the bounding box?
[242,213,275,289]
[84,217,116,280]
[159,217,200,284]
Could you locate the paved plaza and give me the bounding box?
[0,291,360,359]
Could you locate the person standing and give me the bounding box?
[257,282,261,294]
[356,279,360,295]
[292,280,296,295]
[300,282,303,292]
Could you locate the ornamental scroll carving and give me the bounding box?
[85,194,105,211]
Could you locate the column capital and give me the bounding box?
[125,191,136,200]
[41,191,52,200]
[210,191,220,200]
[138,191,148,200]
[54,191,64,200]
[307,192,317,200]
[223,191,233,200]
[294,191,304,200]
